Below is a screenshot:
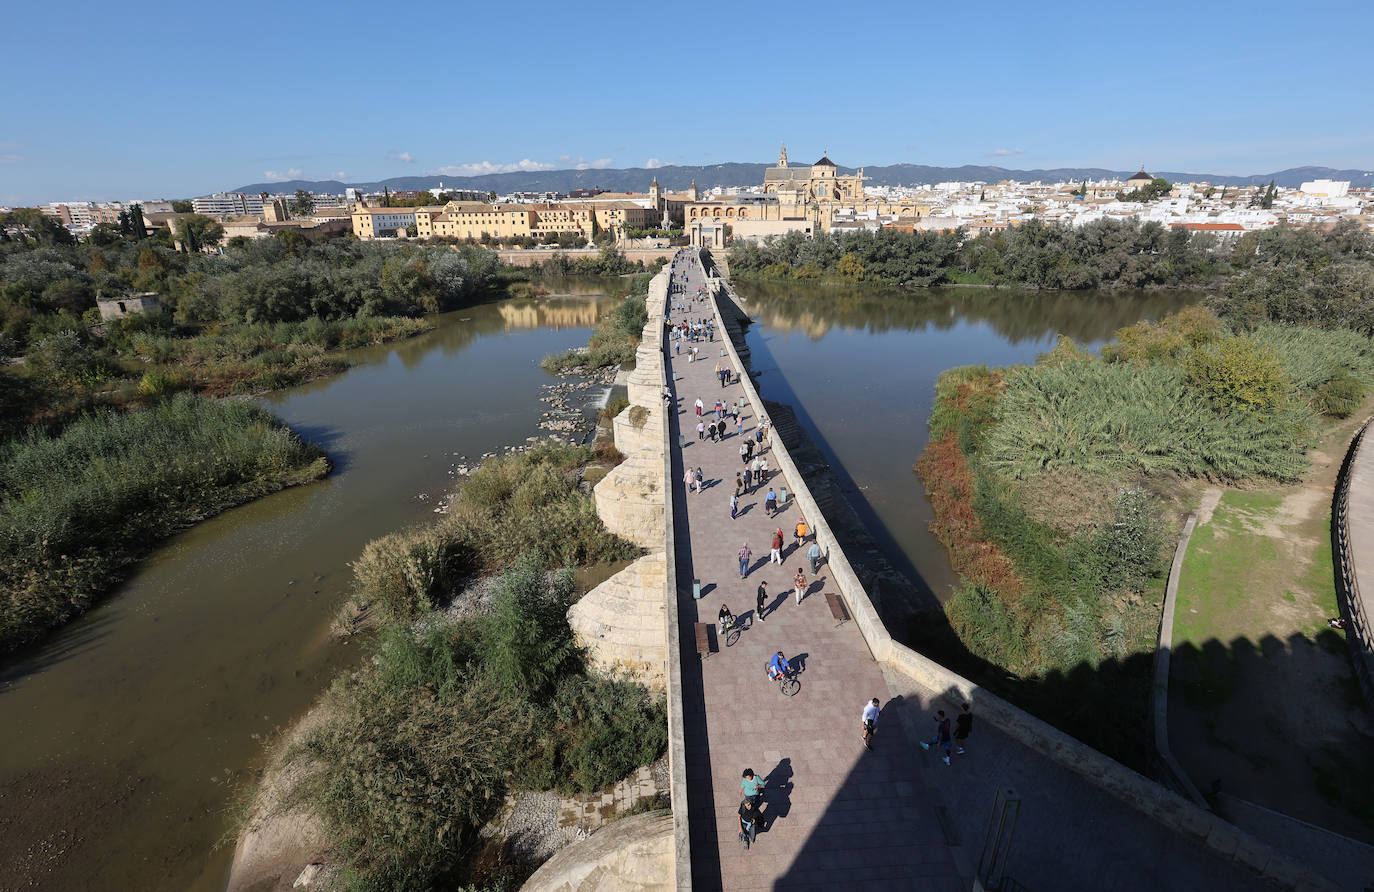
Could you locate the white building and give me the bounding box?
[1300,179,1349,198]
[191,192,265,216]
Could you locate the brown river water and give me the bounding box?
[0,279,1195,890]
[0,291,618,892]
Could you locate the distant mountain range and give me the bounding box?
[235,163,1374,196]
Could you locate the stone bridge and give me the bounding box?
[544,251,1341,891]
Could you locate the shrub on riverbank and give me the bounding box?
[541,292,648,373]
[0,393,328,651]
[730,217,1373,296]
[914,306,1374,768]
[301,553,666,890]
[352,442,640,622]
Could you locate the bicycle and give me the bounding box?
[720,614,746,648]
[767,664,800,697]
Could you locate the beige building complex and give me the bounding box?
[685,145,931,233]
[352,180,693,242]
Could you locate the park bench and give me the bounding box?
[824,592,850,628]
[694,622,711,659]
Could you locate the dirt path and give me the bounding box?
[1169,411,1374,843]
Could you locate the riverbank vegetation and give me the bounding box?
[729,218,1374,299]
[541,290,650,374]
[0,223,511,428]
[0,394,328,652]
[914,302,1374,769]
[297,443,662,890]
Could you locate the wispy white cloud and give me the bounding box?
[645,158,665,169]
[556,155,613,170]
[264,168,303,181]
[0,153,22,164]
[396,151,414,164]
[988,148,1024,158]
[434,159,555,176]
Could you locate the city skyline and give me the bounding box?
[2,0,1371,205]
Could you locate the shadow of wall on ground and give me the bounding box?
[1170,630,1374,845]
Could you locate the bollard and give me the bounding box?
[678,433,685,449]
[779,487,788,507]
[720,348,727,357]
[738,397,746,409]
[693,579,702,600]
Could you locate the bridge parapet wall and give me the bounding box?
[702,257,1336,892]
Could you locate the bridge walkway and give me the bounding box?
[664,252,963,890]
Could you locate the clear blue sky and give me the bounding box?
[2,0,1370,204]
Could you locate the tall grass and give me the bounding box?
[352,442,640,622]
[984,359,1314,482]
[0,393,328,650]
[301,554,666,891]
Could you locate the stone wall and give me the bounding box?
[701,256,1337,892]
[521,811,674,892]
[568,552,668,690]
[566,263,693,888]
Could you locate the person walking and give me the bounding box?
[794,517,809,550]
[744,438,754,463]
[740,768,765,807]
[954,703,973,755]
[695,398,703,418]
[760,457,769,484]
[694,467,703,494]
[730,492,739,519]
[738,798,761,850]
[716,420,727,441]
[861,698,881,750]
[735,473,744,497]
[920,710,953,765]
[738,542,752,577]
[770,528,784,564]
[683,467,694,493]
[793,568,807,605]
[807,540,822,574]
[740,442,749,465]
[709,421,717,443]
[696,419,705,441]
[736,415,744,439]
[764,488,777,516]
[756,580,768,621]
[750,456,762,492]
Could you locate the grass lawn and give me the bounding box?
[1170,447,1374,841]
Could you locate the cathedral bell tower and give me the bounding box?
[649,176,661,210]
[778,143,788,168]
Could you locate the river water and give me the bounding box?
[0,278,1195,891]
[733,279,1199,604]
[0,292,618,892]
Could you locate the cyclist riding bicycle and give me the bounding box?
[718,604,736,635]
[767,651,792,681]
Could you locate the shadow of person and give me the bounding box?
[761,758,794,832]
[792,651,810,672]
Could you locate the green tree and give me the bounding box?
[172,214,224,253]
[128,203,146,240]
[170,200,193,213]
[290,188,314,216]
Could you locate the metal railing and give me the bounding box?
[1332,416,1374,710]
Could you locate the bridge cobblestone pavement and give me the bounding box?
[664,254,963,890]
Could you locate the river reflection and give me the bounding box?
[0,294,617,892]
[738,280,1200,605]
